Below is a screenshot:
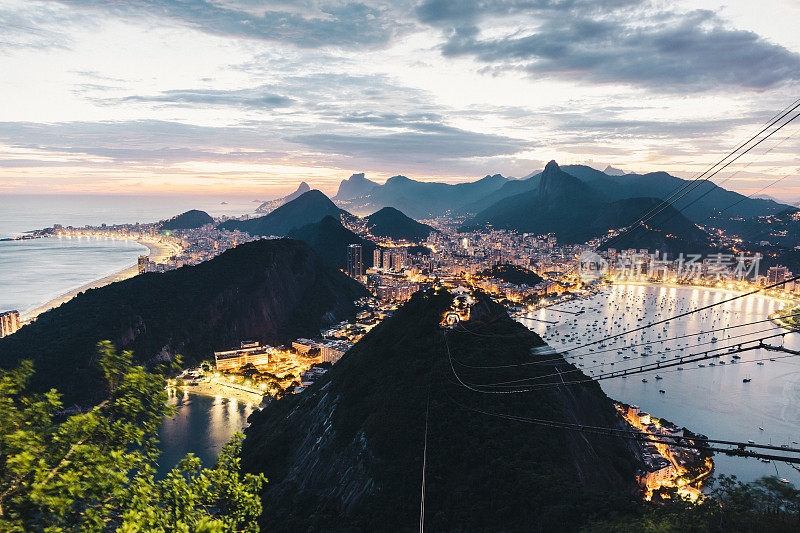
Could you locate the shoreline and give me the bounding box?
[21,237,178,322]
[174,381,265,406]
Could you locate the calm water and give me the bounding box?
[520,284,800,485]
[0,194,257,314]
[158,390,256,476]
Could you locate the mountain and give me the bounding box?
[343,173,509,218]
[0,239,368,407]
[219,190,348,237]
[459,163,790,222]
[480,264,543,286]
[255,182,311,213]
[462,161,711,254]
[603,165,627,176]
[333,173,378,201]
[159,209,213,231]
[287,215,381,270]
[364,206,436,242]
[241,289,640,531]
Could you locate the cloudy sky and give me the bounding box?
[2,0,800,199]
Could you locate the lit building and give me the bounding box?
[768,265,788,285]
[347,244,363,278]
[0,310,21,338]
[213,341,273,372]
[373,248,382,269]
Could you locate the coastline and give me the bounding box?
[21,238,177,322]
[175,381,265,406]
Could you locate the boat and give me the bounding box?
[743,378,751,383]
[642,378,648,383]
[655,375,663,380]
[760,458,770,463]
[759,426,764,431]
[781,478,790,484]
[659,389,666,394]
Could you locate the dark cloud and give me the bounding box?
[288,128,530,162]
[47,0,410,49]
[418,0,800,91]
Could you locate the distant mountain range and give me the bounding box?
[340,173,509,218]
[241,290,639,530]
[287,215,381,270]
[364,206,436,242]
[333,173,378,201]
[461,161,712,254]
[160,209,213,231]
[255,182,311,213]
[220,190,348,237]
[0,239,368,407]
[332,164,788,224]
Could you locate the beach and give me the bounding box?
[21,238,179,322]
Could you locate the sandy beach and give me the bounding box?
[177,380,266,405]
[21,238,179,322]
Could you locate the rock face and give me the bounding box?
[333,173,378,201]
[0,239,369,407]
[364,206,435,242]
[160,209,214,230]
[220,190,347,237]
[241,289,641,532]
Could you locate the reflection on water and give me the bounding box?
[157,390,255,476]
[520,284,800,485]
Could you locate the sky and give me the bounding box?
[1,0,800,200]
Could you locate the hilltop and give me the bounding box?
[159,209,213,231]
[364,206,436,242]
[462,161,712,254]
[333,173,378,201]
[219,190,348,237]
[0,239,368,407]
[287,215,381,270]
[241,289,640,531]
[256,182,311,213]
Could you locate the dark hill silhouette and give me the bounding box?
[364,206,435,242]
[0,239,368,407]
[241,289,640,531]
[462,162,711,254]
[255,182,311,213]
[220,190,348,237]
[159,209,213,230]
[288,216,380,270]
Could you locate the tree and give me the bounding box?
[0,341,265,532]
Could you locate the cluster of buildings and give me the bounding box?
[0,310,20,338]
[617,403,710,497]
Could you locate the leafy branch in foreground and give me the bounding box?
[0,341,265,532]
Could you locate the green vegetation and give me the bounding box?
[0,341,264,532]
[587,475,800,532]
[0,239,367,407]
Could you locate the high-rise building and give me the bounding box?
[138,255,149,274]
[347,244,363,278]
[373,248,383,269]
[0,310,21,338]
[383,249,393,270]
[768,265,788,285]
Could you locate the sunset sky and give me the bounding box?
[2,0,800,199]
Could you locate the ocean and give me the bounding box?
[0,194,258,314]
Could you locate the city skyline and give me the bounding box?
[1,0,800,199]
